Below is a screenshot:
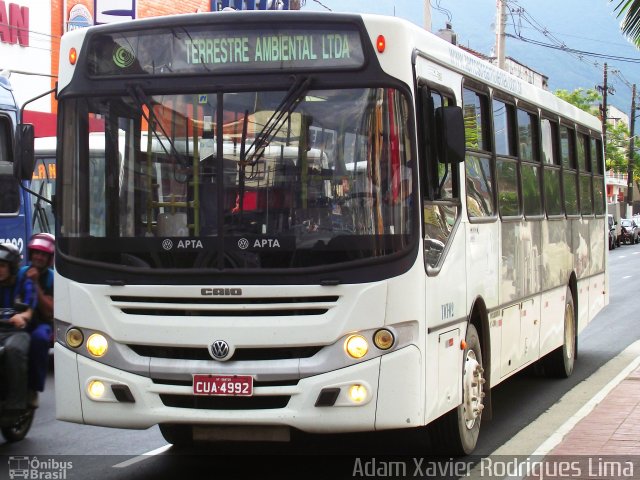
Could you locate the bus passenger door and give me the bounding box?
[419,82,467,418]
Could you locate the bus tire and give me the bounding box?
[1,409,34,443]
[159,424,193,447]
[542,287,576,378]
[428,323,484,456]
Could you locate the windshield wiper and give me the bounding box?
[126,84,189,168]
[243,75,312,165]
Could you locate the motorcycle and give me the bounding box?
[0,304,35,443]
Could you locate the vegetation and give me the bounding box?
[611,0,640,46]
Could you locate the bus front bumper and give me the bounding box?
[54,343,423,433]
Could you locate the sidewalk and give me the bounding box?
[548,363,640,456]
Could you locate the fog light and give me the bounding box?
[348,384,367,403]
[86,333,108,357]
[345,335,368,359]
[87,380,106,399]
[373,329,394,350]
[66,327,84,348]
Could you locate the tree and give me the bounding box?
[554,88,601,115]
[606,120,631,172]
[611,0,640,45]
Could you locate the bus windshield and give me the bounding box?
[58,86,415,270]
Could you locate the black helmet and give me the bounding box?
[0,243,21,275]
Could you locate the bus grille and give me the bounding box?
[159,394,290,410]
[128,344,322,361]
[110,295,339,317]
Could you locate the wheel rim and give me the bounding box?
[462,350,484,429]
[564,300,575,362]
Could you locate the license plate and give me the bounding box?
[192,374,253,396]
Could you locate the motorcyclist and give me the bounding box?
[0,243,37,421]
[20,233,55,408]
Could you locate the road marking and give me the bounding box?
[112,444,172,468]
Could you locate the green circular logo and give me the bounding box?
[113,45,136,69]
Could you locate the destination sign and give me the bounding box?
[87,26,365,76]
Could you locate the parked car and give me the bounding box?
[619,218,639,245]
[608,214,617,250]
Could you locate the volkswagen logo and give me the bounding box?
[210,340,231,360]
[162,239,173,251]
[238,238,249,250]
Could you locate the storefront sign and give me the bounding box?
[67,3,93,32]
[0,1,29,46]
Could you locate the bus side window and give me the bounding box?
[541,117,563,217]
[463,87,494,219]
[560,125,579,216]
[0,119,20,214]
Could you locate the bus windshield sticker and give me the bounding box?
[87,27,365,76]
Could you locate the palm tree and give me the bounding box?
[612,0,640,45]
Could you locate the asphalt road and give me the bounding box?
[1,244,638,479]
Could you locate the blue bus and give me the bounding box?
[0,74,32,260]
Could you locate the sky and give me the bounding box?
[301,0,640,115]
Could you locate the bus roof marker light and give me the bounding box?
[460,339,467,350]
[69,47,78,65]
[376,35,386,53]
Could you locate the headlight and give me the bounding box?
[87,380,106,399]
[86,333,108,357]
[345,334,369,359]
[348,384,368,403]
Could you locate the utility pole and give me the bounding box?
[627,84,637,217]
[424,0,432,31]
[495,0,507,70]
[601,63,609,151]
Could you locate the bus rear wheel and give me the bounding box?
[428,324,485,456]
[542,287,576,378]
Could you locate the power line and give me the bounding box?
[503,1,639,95]
[505,33,640,63]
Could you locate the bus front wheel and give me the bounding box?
[542,287,576,378]
[428,323,485,456]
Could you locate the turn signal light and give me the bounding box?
[69,47,77,65]
[66,327,84,348]
[373,329,394,350]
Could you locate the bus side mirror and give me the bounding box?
[435,106,465,164]
[14,124,35,181]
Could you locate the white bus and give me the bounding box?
[24,11,606,454]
